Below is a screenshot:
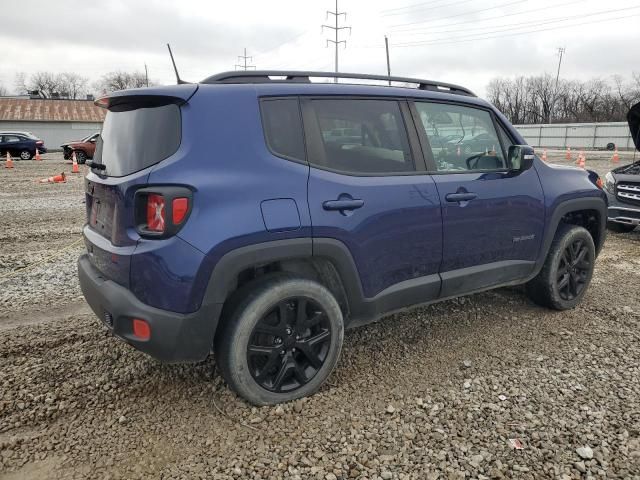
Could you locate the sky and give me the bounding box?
[2,0,639,98]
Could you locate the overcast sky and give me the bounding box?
[2,0,639,97]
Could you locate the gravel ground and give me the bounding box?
[1,152,639,479]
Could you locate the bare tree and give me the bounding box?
[13,71,88,99]
[95,71,151,94]
[486,73,639,124]
[0,84,8,96]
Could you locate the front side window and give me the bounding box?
[310,99,414,174]
[260,98,305,162]
[415,102,506,172]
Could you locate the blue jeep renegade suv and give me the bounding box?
[78,71,607,405]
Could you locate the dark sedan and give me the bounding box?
[0,131,47,159]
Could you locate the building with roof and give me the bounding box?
[0,97,105,150]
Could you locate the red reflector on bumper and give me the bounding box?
[132,318,151,340]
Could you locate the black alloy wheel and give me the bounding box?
[246,297,331,393]
[555,238,591,301]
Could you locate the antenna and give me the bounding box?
[167,43,188,85]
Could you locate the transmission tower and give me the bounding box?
[235,48,256,71]
[322,0,351,83]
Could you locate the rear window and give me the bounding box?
[93,104,181,177]
[260,98,306,162]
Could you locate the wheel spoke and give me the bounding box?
[307,329,331,347]
[295,298,308,326]
[568,272,578,297]
[305,311,325,329]
[296,342,323,369]
[574,246,588,265]
[253,349,282,383]
[557,274,569,290]
[272,359,293,391]
[292,361,308,384]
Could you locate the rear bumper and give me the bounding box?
[78,254,222,363]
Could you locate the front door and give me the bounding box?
[302,97,443,309]
[412,100,545,297]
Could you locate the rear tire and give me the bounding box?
[19,150,32,160]
[215,275,344,405]
[526,224,596,310]
[74,150,87,164]
[607,221,636,233]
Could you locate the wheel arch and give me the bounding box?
[536,196,607,275]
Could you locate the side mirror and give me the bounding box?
[508,145,535,171]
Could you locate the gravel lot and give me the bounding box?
[1,152,639,480]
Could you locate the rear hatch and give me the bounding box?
[84,85,197,286]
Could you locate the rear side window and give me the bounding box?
[260,98,305,162]
[94,104,181,177]
[309,99,414,175]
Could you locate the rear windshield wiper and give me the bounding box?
[86,161,106,171]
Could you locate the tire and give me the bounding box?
[74,150,87,164]
[526,224,596,310]
[607,221,636,233]
[215,275,344,405]
[19,150,32,160]
[606,142,615,151]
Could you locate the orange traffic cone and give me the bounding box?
[35,148,42,161]
[565,147,572,160]
[5,152,13,169]
[39,172,66,184]
[71,152,80,173]
[611,147,619,163]
[542,149,548,162]
[578,152,586,169]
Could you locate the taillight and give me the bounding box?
[136,187,192,238]
[146,194,166,232]
[36,140,43,145]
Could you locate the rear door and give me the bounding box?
[303,97,442,306]
[411,100,545,297]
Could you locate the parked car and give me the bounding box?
[78,71,607,405]
[61,133,99,164]
[603,101,640,233]
[0,131,47,159]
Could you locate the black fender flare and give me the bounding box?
[532,196,607,277]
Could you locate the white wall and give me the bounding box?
[514,122,632,150]
[0,121,102,151]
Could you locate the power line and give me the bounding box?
[390,0,583,33]
[381,0,474,17]
[390,6,640,44]
[235,48,256,71]
[380,0,454,14]
[390,12,640,47]
[322,0,351,83]
[390,0,526,28]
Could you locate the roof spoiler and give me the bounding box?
[94,85,198,111]
[628,101,640,151]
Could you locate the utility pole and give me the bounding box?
[552,47,565,122]
[235,48,256,71]
[322,0,351,83]
[384,36,391,85]
[554,47,565,91]
[144,63,149,87]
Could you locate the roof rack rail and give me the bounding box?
[201,70,476,97]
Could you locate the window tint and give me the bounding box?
[310,99,414,174]
[3,136,20,143]
[93,103,181,177]
[415,102,507,172]
[261,98,305,162]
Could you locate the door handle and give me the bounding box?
[323,199,365,211]
[445,192,477,202]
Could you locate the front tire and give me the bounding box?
[74,150,87,164]
[607,221,636,233]
[526,224,596,310]
[215,275,344,405]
